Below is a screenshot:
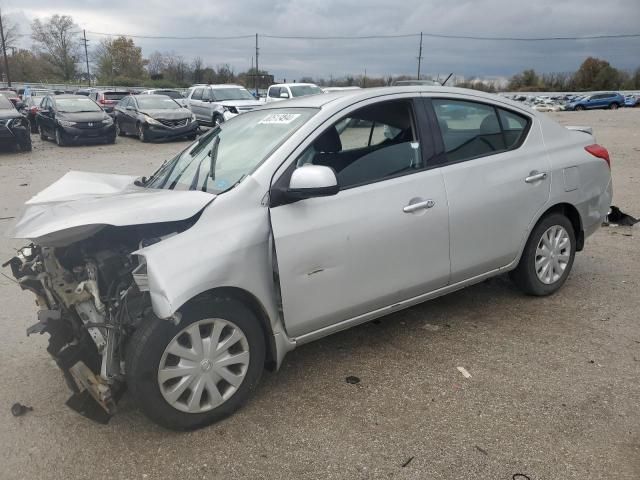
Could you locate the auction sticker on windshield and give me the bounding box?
[259,113,302,124]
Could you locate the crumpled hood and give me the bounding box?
[8,171,215,246]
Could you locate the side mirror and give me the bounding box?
[280,92,290,99]
[286,165,339,200]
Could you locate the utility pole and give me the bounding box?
[0,9,11,87]
[255,33,259,96]
[417,32,423,80]
[83,30,91,86]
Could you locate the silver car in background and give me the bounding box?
[5,87,612,430]
[186,84,262,125]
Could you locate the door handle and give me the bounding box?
[525,171,547,183]
[403,199,435,213]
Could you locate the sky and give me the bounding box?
[2,0,640,82]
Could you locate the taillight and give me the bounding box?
[99,98,107,104]
[585,144,610,168]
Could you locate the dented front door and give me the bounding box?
[270,169,451,338]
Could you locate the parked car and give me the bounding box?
[74,88,94,96]
[624,95,639,108]
[566,92,625,111]
[114,94,198,142]
[19,96,44,133]
[0,89,22,108]
[0,95,31,151]
[265,83,324,103]
[140,89,187,107]
[36,94,116,146]
[5,87,612,430]
[89,90,131,114]
[186,84,262,125]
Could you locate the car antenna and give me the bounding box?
[441,73,454,86]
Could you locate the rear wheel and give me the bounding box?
[510,213,576,296]
[125,297,265,430]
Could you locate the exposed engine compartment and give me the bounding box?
[3,219,196,423]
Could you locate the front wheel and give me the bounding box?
[212,113,224,126]
[137,123,148,142]
[510,213,576,296]
[55,128,66,146]
[609,103,619,110]
[575,105,585,111]
[125,297,265,430]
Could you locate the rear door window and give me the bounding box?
[268,87,281,98]
[432,99,530,163]
[191,88,203,100]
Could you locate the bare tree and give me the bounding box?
[0,10,19,85]
[31,15,80,81]
[146,51,166,79]
[192,56,203,84]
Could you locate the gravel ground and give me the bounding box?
[0,110,638,480]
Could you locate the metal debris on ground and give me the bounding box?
[604,206,639,226]
[401,456,414,467]
[457,366,472,378]
[345,376,360,384]
[475,445,489,456]
[10,403,33,417]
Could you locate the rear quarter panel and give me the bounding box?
[537,114,612,237]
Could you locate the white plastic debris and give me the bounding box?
[457,366,472,378]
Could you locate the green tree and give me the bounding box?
[573,57,622,90]
[94,36,147,84]
[31,15,79,81]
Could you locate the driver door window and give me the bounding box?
[296,100,422,189]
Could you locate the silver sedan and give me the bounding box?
[6,87,612,429]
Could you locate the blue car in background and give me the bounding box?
[566,92,625,111]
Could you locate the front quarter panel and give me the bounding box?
[137,177,281,331]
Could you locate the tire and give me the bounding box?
[609,103,619,110]
[55,128,66,146]
[116,120,125,136]
[19,138,32,152]
[137,123,148,142]
[212,113,224,127]
[39,125,47,141]
[187,134,197,141]
[510,213,576,296]
[575,105,585,111]
[125,296,266,431]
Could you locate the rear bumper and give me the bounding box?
[145,121,198,140]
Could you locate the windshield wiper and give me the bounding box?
[209,135,221,181]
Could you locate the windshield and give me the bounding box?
[137,96,180,110]
[211,88,255,101]
[155,90,183,99]
[145,108,317,193]
[56,97,102,113]
[289,85,323,97]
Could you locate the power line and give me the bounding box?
[77,30,640,42]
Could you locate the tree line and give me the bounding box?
[0,13,638,92]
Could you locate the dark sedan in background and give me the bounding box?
[114,94,198,142]
[0,96,31,152]
[36,95,116,146]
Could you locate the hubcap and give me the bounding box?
[158,318,250,413]
[535,225,571,285]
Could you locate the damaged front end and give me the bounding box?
[3,221,194,423]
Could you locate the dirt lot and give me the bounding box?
[0,110,638,480]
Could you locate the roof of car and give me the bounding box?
[260,86,531,114]
[190,84,245,89]
[271,83,318,88]
[52,94,88,99]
